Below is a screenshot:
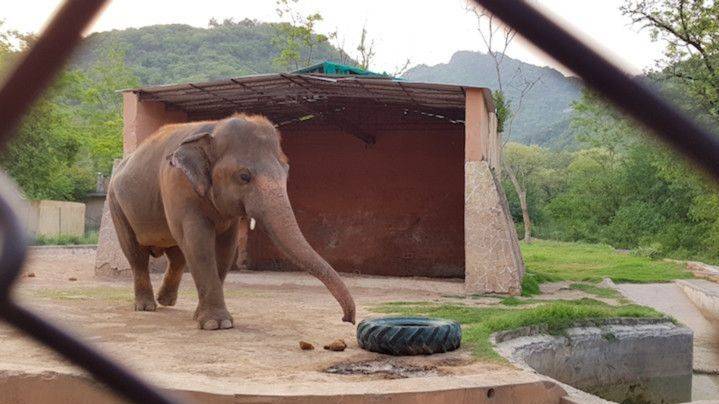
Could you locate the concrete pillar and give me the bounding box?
[464,88,524,295]
[95,95,187,277]
[122,92,187,155]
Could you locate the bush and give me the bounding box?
[630,243,663,260]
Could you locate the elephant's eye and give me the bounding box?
[239,170,252,183]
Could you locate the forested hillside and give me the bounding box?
[73,19,350,85]
[402,51,582,148]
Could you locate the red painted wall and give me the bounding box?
[246,120,466,278]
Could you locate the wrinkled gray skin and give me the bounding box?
[108,114,356,330]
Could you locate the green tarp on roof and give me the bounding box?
[293,61,390,77]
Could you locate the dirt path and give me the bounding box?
[1,248,537,396]
[618,282,719,374]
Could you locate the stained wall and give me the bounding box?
[247,119,466,277]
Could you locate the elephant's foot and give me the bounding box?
[156,288,178,306]
[134,294,157,311]
[194,306,233,330]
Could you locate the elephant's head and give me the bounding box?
[169,114,356,324]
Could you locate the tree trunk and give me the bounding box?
[505,164,532,243]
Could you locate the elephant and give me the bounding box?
[107,114,356,330]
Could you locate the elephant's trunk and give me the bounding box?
[245,182,356,324]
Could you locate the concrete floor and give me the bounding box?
[1,248,566,403]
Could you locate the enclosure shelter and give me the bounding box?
[96,65,524,294]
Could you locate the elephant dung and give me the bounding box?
[324,339,347,352]
[299,341,315,350]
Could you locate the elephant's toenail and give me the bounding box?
[202,319,220,330]
[220,319,233,329]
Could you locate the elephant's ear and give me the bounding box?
[168,132,213,197]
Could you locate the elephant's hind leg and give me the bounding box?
[108,189,156,311]
[157,246,185,306]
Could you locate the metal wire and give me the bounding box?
[0,1,717,403]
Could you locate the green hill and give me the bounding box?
[73,19,351,85]
[402,51,582,148]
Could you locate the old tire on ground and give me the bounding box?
[356,317,461,356]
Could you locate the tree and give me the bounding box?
[467,3,542,242]
[0,26,94,200]
[391,58,412,77]
[66,45,139,175]
[552,88,719,259]
[272,0,331,70]
[0,22,139,200]
[503,143,559,241]
[356,23,375,70]
[622,0,719,119]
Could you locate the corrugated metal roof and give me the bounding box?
[124,74,495,126]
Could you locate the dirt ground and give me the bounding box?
[1,248,542,397]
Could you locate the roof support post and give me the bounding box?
[122,92,187,155]
[464,88,524,295]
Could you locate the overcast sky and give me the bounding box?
[2,0,666,76]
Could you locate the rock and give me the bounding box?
[68,277,77,281]
[26,272,35,278]
[324,339,347,352]
[299,341,314,350]
[599,278,617,289]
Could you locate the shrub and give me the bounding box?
[631,242,663,260]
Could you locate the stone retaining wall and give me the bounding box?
[677,279,719,321]
[494,320,693,403]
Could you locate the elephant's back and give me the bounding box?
[114,121,218,187]
[148,121,218,153]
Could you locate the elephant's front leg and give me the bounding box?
[216,219,242,284]
[181,219,233,330]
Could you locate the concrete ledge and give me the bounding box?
[677,279,719,320]
[493,317,674,344]
[494,320,693,404]
[0,370,569,404]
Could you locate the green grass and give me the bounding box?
[373,299,666,361]
[33,231,98,246]
[521,240,691,284]
[499,296,537,306]
[520,271,557,296]
[569,282,621,299]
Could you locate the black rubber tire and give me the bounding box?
[356,317,461,356]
